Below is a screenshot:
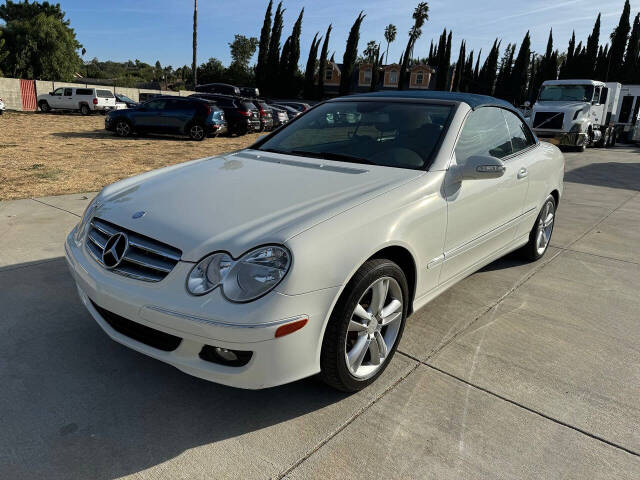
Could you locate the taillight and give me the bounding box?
[92,98,98,105]
[238,110,251,117]
[259,108,266,117]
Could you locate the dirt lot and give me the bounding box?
[0,111,261,200]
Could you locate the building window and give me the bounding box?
[389,70,398,84]
[416,73,424,85]
[363,69,372,84]
[325,68,333,81]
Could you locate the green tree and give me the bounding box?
[434,29,446,89]
[583,13,600,77]
[197,58,225,84]
[340,11,366,96]
[280,8,304,96]
[0,2,82,80]
[0,30,7,76]
[369,44,383,91]
[317,24,332,99]
[559,30,575,79]
[477,39,500,95]
[452,40,466,91]
[399,2,429,89]
[256,0,273,92]
[229,34,259,70]
[428,40,434,66]
[192,0,198,87]
[622,12,640,83]
[265,2,285,95]
[384,24,397,64]
[494,43,514,98]
[608,0,631,81]
[461,49,474,92]
[303,32,321,99]
[594,44,609,81]
[507,31,531,105]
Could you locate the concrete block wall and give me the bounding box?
[0,77,197,111]
[0,77,22,110]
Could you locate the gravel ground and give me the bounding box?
[0,111,262,200]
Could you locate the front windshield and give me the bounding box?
[539,85,594,102]
[256,101,452,170]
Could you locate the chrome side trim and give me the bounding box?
[427,254,444,269]
[144,305,308,329]
[444,207,537,261]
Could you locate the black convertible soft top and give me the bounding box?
[345,90,515,111]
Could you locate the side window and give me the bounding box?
[600,88,608,105]
[593,87,601,104]
[502,109,536,154]
[52,88,64,96]
[63,88,72,96]
[145,100,167,110]
[455,107,513,165]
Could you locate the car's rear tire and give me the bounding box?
[520,195,556,262]
[114,119,132,137]
[320,258,408,392]
[39,101,51,113]
[80,104,90,116]
[188,122,206,141]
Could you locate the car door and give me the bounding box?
[161,99,191,133]
[61,88,74,109]
[48,87,65,108]
[440,106,530,284]
[134,99,167,132]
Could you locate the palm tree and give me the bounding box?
[192,0,198,87]
[399,2,429,89]
[384,24,397,64]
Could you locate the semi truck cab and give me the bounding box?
[530,79,621,150]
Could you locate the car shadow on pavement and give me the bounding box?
[0,258,349,479]
[564,161,640,191]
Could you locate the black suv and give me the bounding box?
[195,83,241,96]
[191,93,261,135]
[251,100,274,131]
[105,96,227,140]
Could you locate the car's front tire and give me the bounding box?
[114,119,132,137]
[521,195,556,261]
[320,258,408,392]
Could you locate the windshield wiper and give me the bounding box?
[289,150,375,165]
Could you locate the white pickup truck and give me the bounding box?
[38,87,116,115]
[530,79,621,151]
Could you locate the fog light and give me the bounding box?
[199,345,252,367]
[215,347,238,362]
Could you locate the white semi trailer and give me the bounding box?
[530,79,621,151]
[615,84,640,142]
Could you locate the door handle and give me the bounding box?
[517,167,528,179]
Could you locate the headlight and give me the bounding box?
[187,245,291,302]
[74,197,99,243]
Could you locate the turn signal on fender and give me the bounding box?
[275,318,308,338]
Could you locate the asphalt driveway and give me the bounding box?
[1,146,639,479]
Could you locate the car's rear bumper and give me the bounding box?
[65,230,339,389]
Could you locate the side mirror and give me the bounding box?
[461,155,506,180]
[49,91,54,95]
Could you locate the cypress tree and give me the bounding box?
[303,33,321,99]
[461,49,474,92]
[608,0,631,81]
[559,30,576,79]
[452,40,466,92]
[494,43,514,99]
[265,2,285,95]
[340,11,366,96]
[370,44,383,91]
[444,30,452,90]
[508,31,531,106]
[477,39,499,95]
[280,8,304,96]
[584,13,600,78]
[622,13,640,83]
[473,48,481,88]
[428,40,434,66]
[317,24,332,99]
[255,0,273,92]
[435,29,447,90]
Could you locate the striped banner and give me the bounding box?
[20,79,37,111]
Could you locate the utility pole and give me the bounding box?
[192,0,198,88]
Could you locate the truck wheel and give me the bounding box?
[608,130,617,147]
[80,104,90,116]
[39,101,51,113]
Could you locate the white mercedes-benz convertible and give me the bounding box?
[65,91,564,391]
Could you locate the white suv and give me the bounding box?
[0,96,5,115]
[38,87,116,115]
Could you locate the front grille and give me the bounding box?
[533,111,564,129]
[86,218,182,282]
[91,299,182,351]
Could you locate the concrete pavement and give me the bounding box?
[1,146,639,479]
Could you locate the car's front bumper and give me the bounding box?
[534,131,588,147]
[65,230,339,389]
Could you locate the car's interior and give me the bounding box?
[257,102,453,170]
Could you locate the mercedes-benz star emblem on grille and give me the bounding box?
[132,211,146,219]
[102,232,129,269]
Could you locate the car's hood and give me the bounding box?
[533,101,588,112]
[94,150,423,260]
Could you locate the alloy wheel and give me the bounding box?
[116,121,130,137]
[190,124,204,140]
[344,277,403,379]
[536,199,555,256]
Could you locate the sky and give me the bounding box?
[38,0,640,69]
